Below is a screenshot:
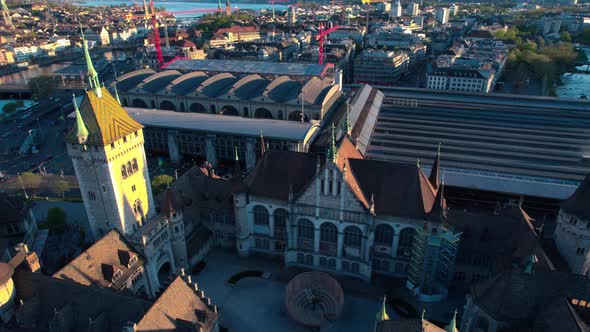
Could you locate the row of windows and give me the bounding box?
[121,158,139,179]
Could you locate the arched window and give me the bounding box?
[274,209,288,240]
[132,158,139,172]
[253,205,269,226]
[127,162,133,175]
[397,228,416,257]
[121,165,128,178]
[375,224,394,246]
[344,226,362,248]
[320,222,338,243]
[320,222,338,255]
[297,219,314,251]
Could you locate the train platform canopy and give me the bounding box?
[365,87,590,200]
[124,107,319,142]
[163,59,332,80]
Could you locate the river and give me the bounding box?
[78,1,286,19]
[556,46,590,99]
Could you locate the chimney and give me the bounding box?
[193,283,199,291]
[211,305,218,314]
[180,268,185,276]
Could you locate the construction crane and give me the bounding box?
[149,0,164,65]
[314,24,343,65]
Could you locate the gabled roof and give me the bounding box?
[347,158,437,219]
[561,171,590,220]
[53,229,144,289]
[245,151,318,201]
[135,276,219,331]
[66,88,143,146]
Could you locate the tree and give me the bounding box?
[2,102,18,114]
[151,174,174,196]
[560,31,572,42]
[47,207,67,235]
[20,172,42,197]
[27,76,56,99]
[51,178,70,198]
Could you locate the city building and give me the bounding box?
[554,171,590,276]
[427,67,494,93]
[461,265,590,332]
[535,17,562,36]
[0,246,219,331]
[365,87,590,200]
[406,2,419,16]
[435,7,450,25]
[390,0,402,18]
[449,3,459,16]
[53,229,154,297]
[287,5,297,25]
[9,45,40,62]
[0,195,39,263]
[65,34,189,292]
[0,48,14,65]
[116,69,341,122]
[353,49,409,85]
[232,133,444,282]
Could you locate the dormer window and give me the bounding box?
[129,255,138,267]
[112,269,123,282]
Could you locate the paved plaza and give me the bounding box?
[193,249,384,332]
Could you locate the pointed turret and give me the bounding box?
[375,296,389,322]
[233,147,241,180]
[342,103,352,137]
[80,24,101,97]
[445,310,459,332]
[326,123,338,164]
[428,175,447,223]
[113,83,121,105]
[429,143,441,190]
[217,0,222,12]
[259,129,266,158]
[72,94,89,145]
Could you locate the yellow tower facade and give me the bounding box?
[0,262,15,322]
[67,88,155,239]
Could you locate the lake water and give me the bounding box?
[0,64,70,86]
[556,46,590,99]
[79,1,286,19]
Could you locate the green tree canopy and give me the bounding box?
[27,76,56,99]
[2,102,18,114]
[20,172,42,197]
[152,174,174,196]
[51,178,70,198]
[47,207,67,234]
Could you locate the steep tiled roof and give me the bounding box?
[347,158,437,219]
[471,268,590,325]
[245,151,318,201]
[66,88,143,146]
[561,171,590,220]
[135,276,219,331]
[13,268,152,331]
[53,229,144,289]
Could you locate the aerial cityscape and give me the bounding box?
[0,0,589,331]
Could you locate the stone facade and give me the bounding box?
[554,209,590,276]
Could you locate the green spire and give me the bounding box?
[327,123,338,163]
[73,94,89,145]
[375,296,389,322]
[445,310,459,332]
[80,24,101,97]
[342,103,352,137]
[113,83,121,105]
[524,254,535,274]
[217,0,222,11]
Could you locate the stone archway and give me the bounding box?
[189,102,207,113]
[132,98,147,108]
[254,108,273,119]
[220,105,239,116]
[160,100,176,111]
[157,261,172,288]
